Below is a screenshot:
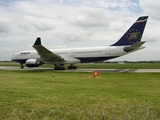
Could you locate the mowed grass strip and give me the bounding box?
[76,63,160,69]
[1,61,160,69]
[0,70,160,119]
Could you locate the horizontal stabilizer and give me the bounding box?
[123,41,146,52]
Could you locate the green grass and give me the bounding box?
[76,63,160,69]
[0,70,160,119]
[0,61,18,66]
[1,61,160,69]
[38,62,160,69]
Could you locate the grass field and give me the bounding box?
[0,69,160,119]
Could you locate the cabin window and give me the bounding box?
[20,52,30,55]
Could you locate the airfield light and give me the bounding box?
[93,70,98,78]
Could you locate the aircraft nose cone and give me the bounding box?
[11,54,16,61]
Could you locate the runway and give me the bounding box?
[0,66,160,73]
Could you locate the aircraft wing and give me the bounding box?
[123,41,146,52]
[32,38,64,63]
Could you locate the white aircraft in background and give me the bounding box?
[12,16,148,70]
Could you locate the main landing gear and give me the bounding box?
[54,66,65,70]
[68,64,77,70]
[54,64,77,70]
[54,64,65,70]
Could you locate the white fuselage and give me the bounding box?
[12,46,127,64]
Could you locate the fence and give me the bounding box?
[0,105,159,120]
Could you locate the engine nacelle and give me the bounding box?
[25,59,42,67]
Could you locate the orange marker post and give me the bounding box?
[93,70,98,78]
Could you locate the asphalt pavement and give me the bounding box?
[1,66,160,73]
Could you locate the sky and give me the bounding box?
[0,0,160,61]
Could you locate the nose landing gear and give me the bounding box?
[20,63,24,69]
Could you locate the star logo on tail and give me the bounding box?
[129,32,139,40]
[126,29,141,44]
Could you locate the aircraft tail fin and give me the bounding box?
[111,16,148,46]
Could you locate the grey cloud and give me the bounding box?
[0,18,12,33]
[77,0,142,13]
[61,0,135,11]
[72,8,109,28]
[53,30,93,42]
[76,15,108,27]
[18,21,33,31]
[32,20,54,31]
[140,0,160,21]
[143,35,159,43]
[18,20,55,31]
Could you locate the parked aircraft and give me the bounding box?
[12,16,148,70]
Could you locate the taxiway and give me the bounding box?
[0,66,160,73]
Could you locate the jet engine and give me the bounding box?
[25,59,42,67]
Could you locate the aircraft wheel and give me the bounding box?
[73,66,77,69]
[54,66,65,70]
[54,66,59,70]
[68,65,77,69]
[60,67,65,70]
[68,66,72,69]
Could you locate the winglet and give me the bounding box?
[34,37,41,45]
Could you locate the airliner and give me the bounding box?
[12,16,148,70]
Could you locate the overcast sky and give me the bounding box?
[0,0,159,61]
